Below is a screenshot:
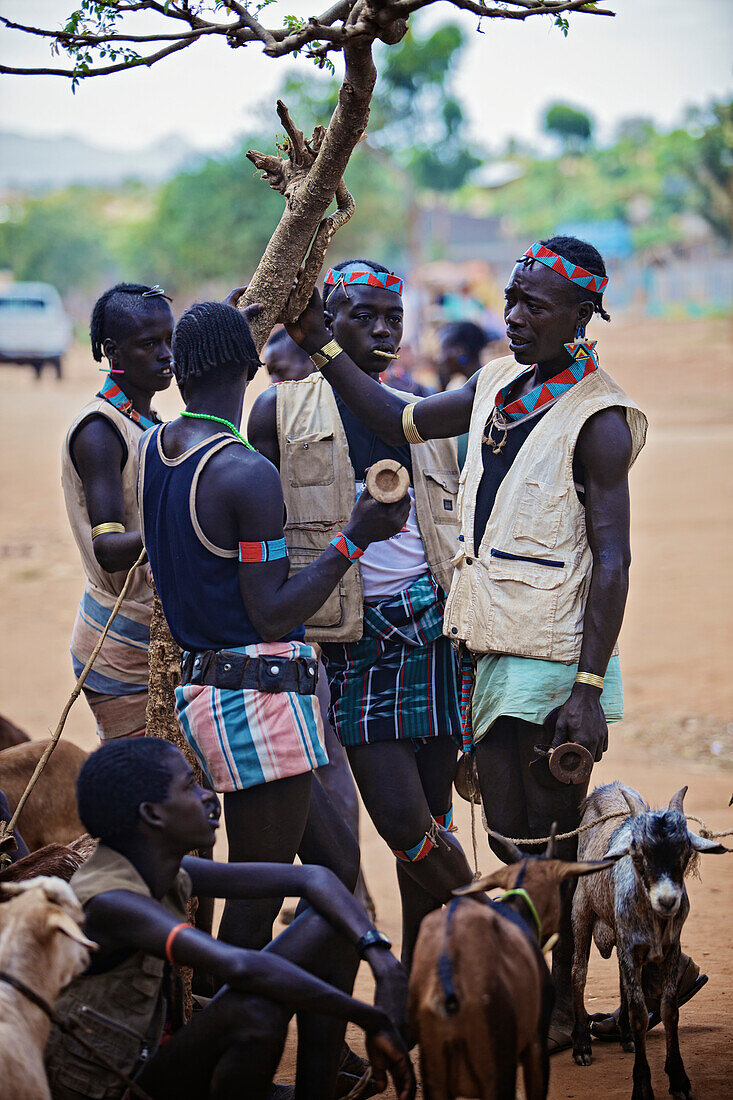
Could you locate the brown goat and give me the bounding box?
[0,834,95,887]
[408,830,617,1100]
[0,713,31,751]
[0,739,87,850]
[0,876,96,1100]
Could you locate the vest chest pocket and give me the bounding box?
[46,999,146,1099]
[512,479,568,549]
[423,470,460,525]
[286,432,335,488]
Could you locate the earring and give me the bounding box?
[104,358,124,375]
[564,323,599,372]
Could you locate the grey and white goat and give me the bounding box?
[571,781,728,1100]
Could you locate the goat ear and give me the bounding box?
[556,858,619,881]
[667,786,688,813]
[603,834,632,860]
[48,910,97,951]
[621,787,646,818]
[688,832,729,854]
[485,828,524,866]
[544,822,558,861]
[453,866,512,896]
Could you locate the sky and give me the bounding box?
[1,0,731,155]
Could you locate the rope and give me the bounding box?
[0,970,154,1100]
[341,1067,374,1100]
[467,802,731,870]
[0,549,147,861]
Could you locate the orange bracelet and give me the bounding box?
[165,922,192,968]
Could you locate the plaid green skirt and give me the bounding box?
[321,573,461,747]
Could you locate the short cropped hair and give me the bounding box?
[173,301,260,386]
[90,283,171,362]
[76,737,180,843]
[264,328,310,360]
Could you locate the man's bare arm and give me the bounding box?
[553,407,633,761]
[70,416,144,572]
[247,386,280,468]
[285,289,475,446]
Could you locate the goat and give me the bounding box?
[0,834,95,887]
[408,828,617,1100]
[0,713,31,751]
[0,739,87,850]
[0,876,96,1100]
[571,781,728,1100]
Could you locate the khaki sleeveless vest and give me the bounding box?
[45,844,191,1100]
[61,398,152,613]
[276,374,460,642]
[443,355,647,662]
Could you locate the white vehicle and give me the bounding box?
[0,282,72,378]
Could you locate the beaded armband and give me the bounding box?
[330,532,364,561]
[238,538,288,563]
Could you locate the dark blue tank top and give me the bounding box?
[140,426,304,652]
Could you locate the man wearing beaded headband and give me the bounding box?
[250,259,474,970]
[61,282,175,741]
[139,300,408,966]
[284,237,657,1047]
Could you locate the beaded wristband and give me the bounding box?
[92,522,126,540]
[165,922,192,969]
[575,671,604,690]
[330,532,364,561]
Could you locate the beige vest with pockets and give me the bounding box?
[443,355,647,662]
[276,374,460,642]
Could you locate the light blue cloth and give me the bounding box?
[471,653,623,743]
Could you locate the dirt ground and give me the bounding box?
[1,316,731,1098]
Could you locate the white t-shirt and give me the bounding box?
[356,481,428,600]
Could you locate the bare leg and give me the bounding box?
[347,740,472,964]
[476,717,589,1040]
[219,772,313,949]
[314,665,374,916]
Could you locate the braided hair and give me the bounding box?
[521,236,611,322]
[77,737,180,843]
[90,282,171,362]
[172,301,260,386]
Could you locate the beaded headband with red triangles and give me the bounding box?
[522,243,608,295]
[324,267,404,297]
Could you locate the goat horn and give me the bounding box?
[485,827,524,866]
[621,788,643,818]
[545,822,558,861]
[667,786,688,813]
[48,910,97,951]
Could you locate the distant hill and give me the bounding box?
[0,130,199,190]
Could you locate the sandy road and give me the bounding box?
[0,316,731,1097]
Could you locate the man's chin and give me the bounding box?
[510,344,534,365]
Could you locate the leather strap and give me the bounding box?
[180,649,318,694]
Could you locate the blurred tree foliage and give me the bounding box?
[0,188,115,289]
[542,102,594,152]
[484,99,732,250]
[1,95,729,299]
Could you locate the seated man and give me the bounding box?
[45,738,415,1100]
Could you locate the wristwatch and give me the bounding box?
[356,929,392,958]
[310,339,343,370]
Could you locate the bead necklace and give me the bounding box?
[180,411,255,451]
